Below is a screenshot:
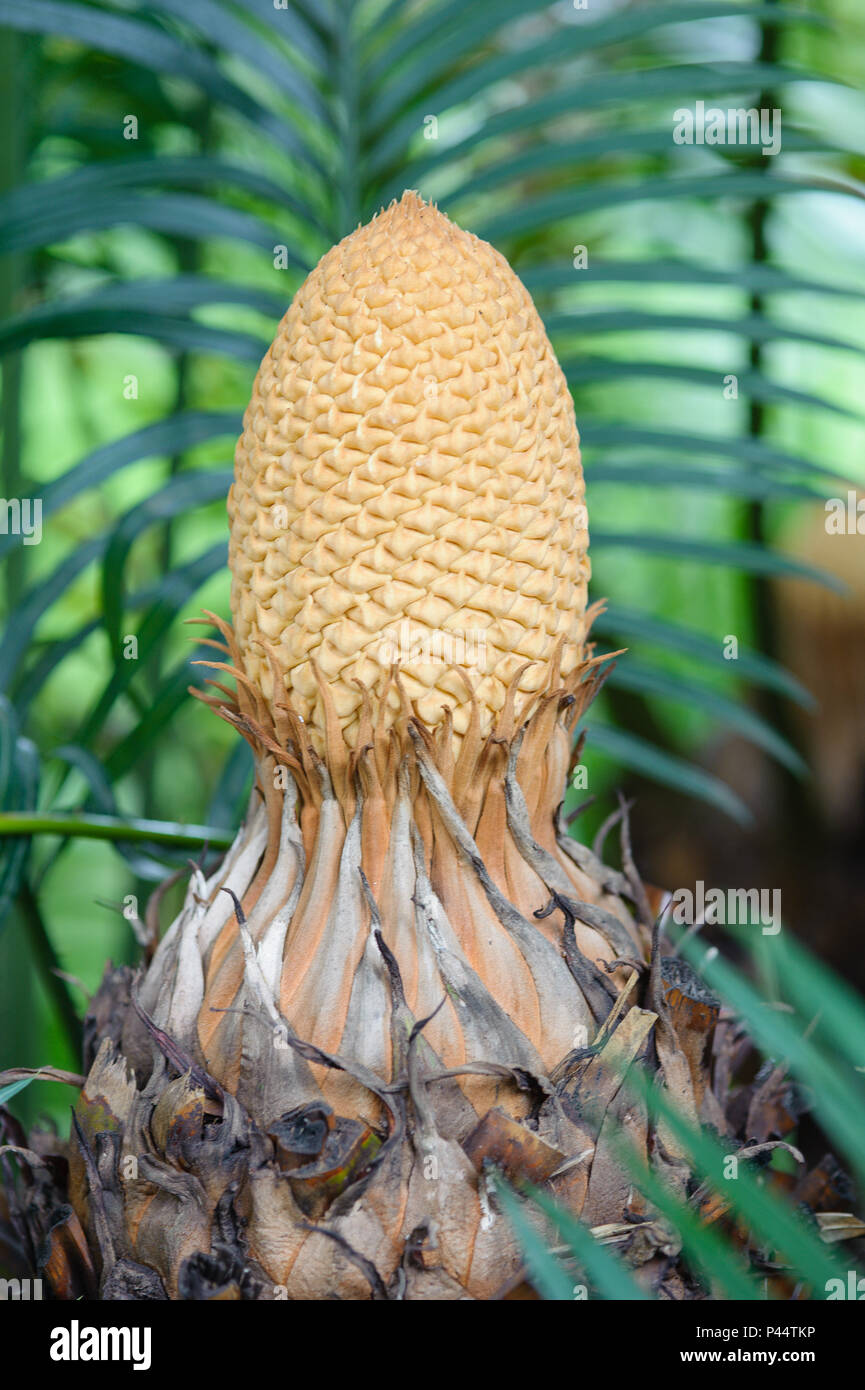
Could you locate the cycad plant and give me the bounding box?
[0,0,863,1300]
[1,188,843,1301]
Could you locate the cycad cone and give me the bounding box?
[229,190,591,749]
[72,195,654,1301]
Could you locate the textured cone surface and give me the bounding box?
[230,190,589,749]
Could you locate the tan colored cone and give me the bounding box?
[229,190,589,750]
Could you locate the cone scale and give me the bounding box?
[65,195,682,1301]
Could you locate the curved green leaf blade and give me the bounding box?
[0,701,39,931]
[584,723,752,824]
[0,412,239,562]
[586,463,823,502]
[509,1178,649,1301]
[141,0,332,127]
[0,810,233,850]
[0,156,329,247]
[2,191,303,263]
[490,1175,575,1301]
[435,126,848,209]
[591,533,847,588]
[100,471,231,654]
[581,424,857,488]
[48,744,169,880]
[676,935,865,1195]
[0,0,323,170]
[566,360,860,421]
[370,61,840,179]
[594,605,814,708]
[0,305,268,362]
[609,660,806,774]
[623,1057,852,1290]
[476,174,864,245]
[548,309,861,358]
[0,538,106,692]
[521,259,865,301]
[83,543,225,743]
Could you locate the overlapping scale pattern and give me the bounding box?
[229,190,590,748]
